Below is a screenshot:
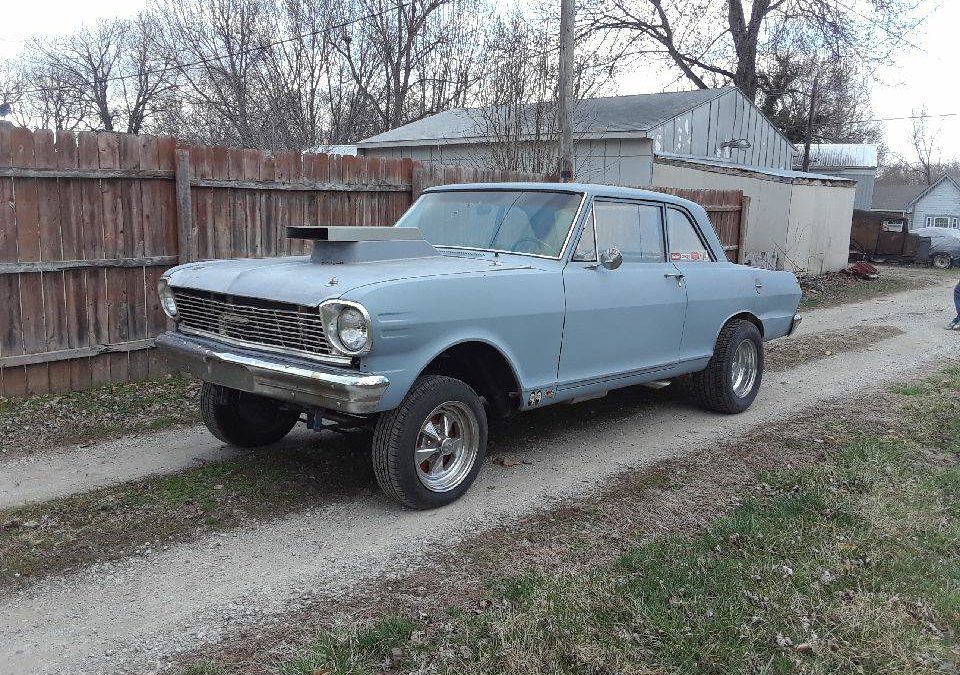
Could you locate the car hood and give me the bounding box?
[165,253,535,306]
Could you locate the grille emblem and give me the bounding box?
[219,312,249,335]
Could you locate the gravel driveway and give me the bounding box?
[1,273,958,675]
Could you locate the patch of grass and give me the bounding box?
[182,662,224,675]
[0,374,201,455]
[240,365,960,675]
[890,382,932,396]
[0,436,374,590]
[280,617,416,675]
[488,571,545,605]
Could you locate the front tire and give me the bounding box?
[200,383,300,447]
[684,320,764,414]
[372,375,487,509]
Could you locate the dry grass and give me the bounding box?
[765,324,903,372]
[0,430,378,591]
[0,374,201,456]
[798,266,939,311]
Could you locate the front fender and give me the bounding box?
[347,267,565,410]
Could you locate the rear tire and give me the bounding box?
[932,253,953,269]
[684,320,763,414]
[200,383,300,447]
[372,375,487,509]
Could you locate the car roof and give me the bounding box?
[422,181,703,212]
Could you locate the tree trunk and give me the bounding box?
[728,0,760,100]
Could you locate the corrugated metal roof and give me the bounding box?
[871,184,926,211]
[358,88,732,146]
[655,152,854,185]
[309,144,357,156]
[795,144,878,169]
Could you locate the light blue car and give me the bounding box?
[157,183,802,508]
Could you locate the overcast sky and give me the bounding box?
[1,0,956,162]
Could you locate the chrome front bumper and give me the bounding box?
[787,313,802,336]
[156,331,389,414]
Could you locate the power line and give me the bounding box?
[6,2,417,98]
[832,0,945,63]
[855,112,958,124]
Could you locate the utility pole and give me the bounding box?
[557,0,574,181]
[801,75,819,172]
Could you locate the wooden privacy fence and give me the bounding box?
[651,187,748,263]
[0,125,554,398]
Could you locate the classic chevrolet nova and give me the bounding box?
[157,183,802,508]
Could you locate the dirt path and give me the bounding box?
[1,274,957,675]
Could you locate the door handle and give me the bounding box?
[664,271,684,287]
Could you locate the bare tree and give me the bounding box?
[910,107,940,186]
[758,50,881,145]
[331,0,486,131]
[467,14,559,173]
[8,14,176,133]
[152,0,274,146]
[586,0,921,102]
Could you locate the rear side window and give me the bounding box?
[667,208,712,262]
[593,200,664,263]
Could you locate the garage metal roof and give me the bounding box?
[358,88,732,147]
[655,153,854,186]
[797,144,879,169]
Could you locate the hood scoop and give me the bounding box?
[288,226,441,264]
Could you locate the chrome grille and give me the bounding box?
[172,289,336,360]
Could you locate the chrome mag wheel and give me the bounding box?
[414,401,480,492]
[730,339,759,398]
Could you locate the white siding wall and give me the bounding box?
[649,89,795,170]
[651,160,854,274]
[911,180,960,230]
[360,138,656,186]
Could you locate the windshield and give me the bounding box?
[395,189,583,257]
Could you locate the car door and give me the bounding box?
[558,198,688,385]
[665,206,755,362]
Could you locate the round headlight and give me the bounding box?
[337,307,369,352]
[158,279,178,318]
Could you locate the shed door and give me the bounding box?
[558,199,687,385]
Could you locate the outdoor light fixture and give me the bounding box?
[720,138,752,150]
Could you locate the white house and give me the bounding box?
[357,87,797,185]
[871,175,960,231]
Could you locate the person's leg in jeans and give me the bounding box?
[952,281,960,328]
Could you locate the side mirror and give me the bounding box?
[600,247,623,270]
